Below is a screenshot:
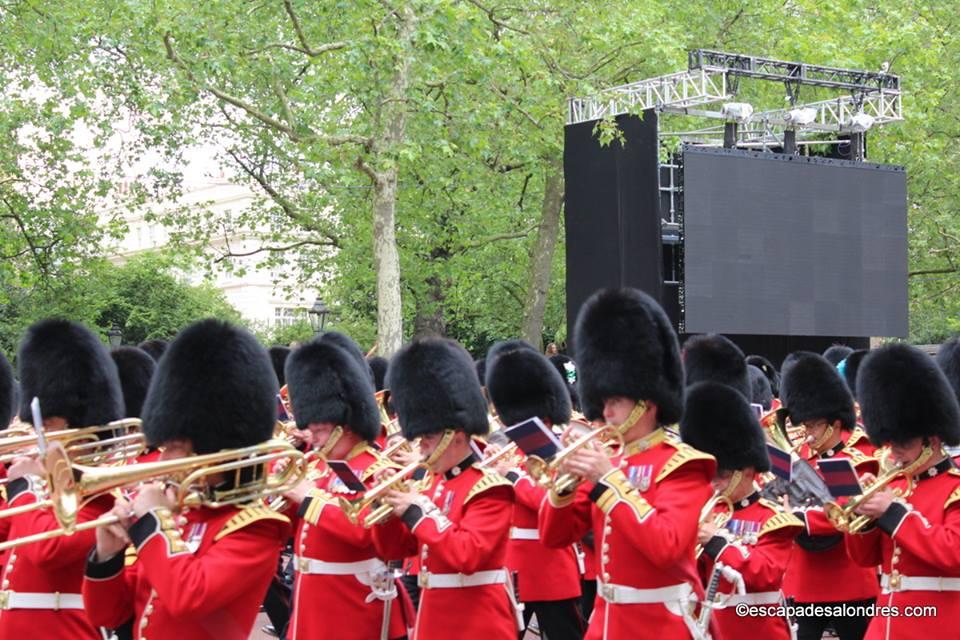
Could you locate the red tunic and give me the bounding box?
[288,443,407,640]
[782,442,881,603]
[372,456,517,640]
[505,468,582,602]
[83,503,290,640]
[846,459,960,640]
[539,428,716,640]
[698,493,802,639]
[0,475,113,639]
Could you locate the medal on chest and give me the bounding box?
[440,489,456,515]
[726,519,761,544]
[626,464,654,492]
[185,522,207,554]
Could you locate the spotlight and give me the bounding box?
[849,112,875,133]
[721,102,754,124]
[785,107,817,127]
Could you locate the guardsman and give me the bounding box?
[682,333,753,400]
[371,338,518,640]
[83,319,291,640]
[0,319,123,639]
[280,337,408,640]
[110,346,157,420]
[846,344,960,639]
[748,365,774,411]
[538,288,716,639]
[682,381,803,639]
[0,350,16,545]
[935,338,960,463]
[746,355,780,398]
[485,340,584,639]
[779,351,879,640]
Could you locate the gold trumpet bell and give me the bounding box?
[695,492,735,558]
[337,460,432,528]
[527,422,625,494]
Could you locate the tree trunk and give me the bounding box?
[521,162,564,350]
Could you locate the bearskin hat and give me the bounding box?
[285,340,380,441]
[17,319,123,427]
[549,354,581,411]
[936,337,960,404]
[318,332,374,385]
[137,339,168,362]
[368,356,389,392]
[268,346,291,387]
[386,338,489,438]
[838,349,869,400]
[110,347,156,419]
[822,344,853,367]
[680,381,769,472]
[748,365,773,411]
[0,351,14,426]
[780,351,855,430]
[141,320,277,454]
[475,357,487,386]
[746,355,780,397]
[683,334,751,399]
[574,288,683,424]
[485,342,571,427]
[859,343,960,447]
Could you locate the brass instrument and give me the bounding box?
[695,491,735,557]
[268,448,327,512]
[0,439,307,551]
[479,442,519,469]
[375,389,400,438]
[338,460,432,528]
[823,447,931,534]
[0,423,34,439]
[274,420,303,446]
[382,436,417,460]
[526,423,624,494]
[0,419,145,467]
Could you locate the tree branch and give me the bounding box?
[213,239,337,263]
[282,0,348,57]
[453,223,537,254]
[909,267,960,278]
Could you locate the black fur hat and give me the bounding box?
[683,334,751,399]
[285,340,380,441]
[0,351,14,426]
[936,338,960,404]
[859,343,960,446]
[574,288,683,424]
[680,381,769,472]
[110,347,156,419]
[839,349,869,400]
[268,346,291,387]
[746,355,780,397]
[368,356,389,392]
[318,332,374,385]
[485,342,572,427]
[475,358,487,386]
[17,319,123,426]
[137,339,168,362]
[823,344,853,367]
[748,365,774,411]
[780,351,855,430]
[141,320,277,454]
[549,354,581,411]
[386,338,489,438]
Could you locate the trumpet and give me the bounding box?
[0,438,307,552]
[479,442,519,469]
[0,419,145,467]
[338,460,432,528]
[695,491,735,557]
[375,390,400,437]
[526,423,624,494]
[823,447,931,534]
[382,437,418,460]
[267,448,328,512]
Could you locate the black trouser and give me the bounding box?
[579,579,596,625]
[520,597,585,640]
[400,572,421,610]
[794,598,875,640]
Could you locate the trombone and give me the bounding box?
[0,419,145,467]
[526,423,624,494]
[0,438,307,552]
[338,460,432,528]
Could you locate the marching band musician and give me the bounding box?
[371,338,518,640]
[538,288,716,640]
[279,337,410,640]
[681,381,803,639]
[83,319,291,639]
[845,344,960,639]
[0,319,124,638]
[779,351,879,640]
[484,339,585,639]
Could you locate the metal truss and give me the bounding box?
[688,49,899,92]
[567,66,731,125]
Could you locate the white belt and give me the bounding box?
[722,591,782,606]
[419,569,507,589]
[509,527,539,541]
[882,574,960,593]
[598,581,694,605]
[294,556,386,576]
[0,591,84,610]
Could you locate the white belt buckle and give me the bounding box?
[53,591,60,612]
[0,591,8,611]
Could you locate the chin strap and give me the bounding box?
[616,401,649,435]
[808,424,836,455]
[317,425,344,459]
[722,470,743,501]
[425,429,455,469]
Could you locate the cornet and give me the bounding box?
[695,491,735,558]
[338,460,432,528]
[526,423,624,494]
[0,438,306,552]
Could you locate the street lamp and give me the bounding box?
[108,325,123,349]
[308,298,330,334]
